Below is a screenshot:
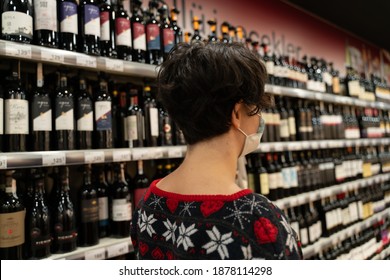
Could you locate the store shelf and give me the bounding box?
[0,146,187,170]
[302,209,390,259]
[45,237,133,260]
[0,40,157,78]
[274,173,390,209]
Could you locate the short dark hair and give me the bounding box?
[157,41,272,145]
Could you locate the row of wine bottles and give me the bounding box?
[246,145,390,201]
[0,159,179,260]
[284,182,390,250]
[262,96,390,143]
[0,62,186,152]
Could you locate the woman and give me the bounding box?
[131,41,303,260]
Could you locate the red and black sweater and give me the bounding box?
[131,179,303,260]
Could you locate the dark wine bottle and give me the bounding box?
[58,0,79,51]
[111,163,132,238]
[126,88,144,148]
[143,85,158,146]
[133,160,149,209]
[170,7,182,45]
[94,76,113,148]
[145,0,162,65]
[78,164,99,247]
[116,86,128,148]
[0,171,25,260]
[158,103,173,146]
[115,0,132,60]
[100,0,117,58]
[30,63,52,151]
[131,0,146,63]
[78,0,101,55]
[33,0,58,47]
[95,165,110,238]
[54,72,75,150]
[1,0,33,43]
[0,82,3,152]
[4,68,29,152]
[76,77,93,149]
[25,170,51,259]
[159,4,174,61]
[207,19,217,43]
[258,154,270,197]
[191,16,202,42]
[51,166,77,253]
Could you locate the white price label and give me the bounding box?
[319,141,327,148]
[107,242,129,258]
[105,58,124,72]
[42,152,66,166]
[76,56,97,68]
[310,142,319,149]
[131,149,149,160]
[85,248,106,260]
[84,151,105,163]
[41,51,64,63]
[113,150,131,162]
[272,86,282,94]
[0,156,7,169]
[5,43,32,58]
[168,147,183,158]
[151,148,164,159]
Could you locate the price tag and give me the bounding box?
[105,58,124,72]
[319,141,327,149]
[259,144,270,153]
[113,150,131,162]
[272,86,282,94]
[76,55,97,68]
[5,42,32,58]
[84,151,105,163]
[0,156,7,169]
[273,143,284,151]
[150,148,164,159]
[85,248,106,260]
[107,242,129,258]
[41,51,64,63]
[42,152,66,166]
[131,148,149,160]
[168,147,183,158]
[310,142,319,149]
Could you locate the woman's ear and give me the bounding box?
[231,102,242,129]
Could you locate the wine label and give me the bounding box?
[54,227,77,244]
[81,198,99,223]
[98,197,109,221]
[55,97,74,130]
[348,80,360,96]
[77,99,93,131]
[5,99,29,134]
[32,96,52,131]
[30,229,51,249]
[281,168,290,189]
[0,210,26,248]
[84,4,100,37]
[112,198,131,222]
[132,22,146,51]
[163,28,174,53]
[34,0,57,31]
[299,228,308,246]
[268,173,278,190]
[247,173,255,192]
[332,77,340,93]
[2,11,33,39]
[280,119,289,138]
[115,18,132,47]
[149,107,159,137]
[127,115,138,140]
[0,98,3,134]
[259,173,269,195]
[95,101,112,131]
[322,72,332,86]
[265,61,274,75]
[146,23,160,50]
[100,11,110,41]
[59,2,78,34]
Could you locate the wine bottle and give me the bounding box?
[30,63,52,151]
[143,85,158,146]
[51,166,77,253]
[258,154,270,197]
[111,163,132,238]
[265,153,278,201]
[34,0,58,47]
[0,171,25,260]
[4,68,29,152]
[25,170,51,259]
[159,4,174,61]
[158,103,173,146]
[58,0,79,51]
[261,43,275,84]
[78,164,99,247]
[170,7,182,44]
[1,0,33,43]
[115,0,132,60]
[100,0,116,58]
[220,21,229,43]
[126,88,143,148]
[116,86,128,148]
[145,0,162,65]
[76,77,93,149]
[133,160,149,209]
[295,205,309,248]
[94,76,113,148]
[78,0,101,55]
[54,72,75,150]
[207,19,217,43]
[95,165,110,238]
[0,82,3,152]
[131,0,146,63]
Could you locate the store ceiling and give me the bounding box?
[283,0,390,52]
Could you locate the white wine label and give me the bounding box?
[132,22,146,50]
[2,11,33,38]
[260,173,269,195]
[34,0,57,31]
[0,98,3,134]
[77,107,93,131]
[5,99,29,134]
[127,115,138,140]
[100,11,110,41]
[265,61,274,75]
[112,199,131,221]
[149,107,159,137]
[55,103,74,130]
[84,5,100,37]
[98,197,109,220]
[59,2,78,34]
[115,18,132,47]
[95,101,112,131]
[32,96,52,131]
[323,72,332,86]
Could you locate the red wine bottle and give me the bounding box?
[170,7,183,45]
[133,160,149,209]
[143,85,158,146]
[33,0,58,47]
[1,0,33,43]
[0,82,4,152]
[159,4,174,61]
[94,76,113,148]
[76,77,93,149]
[30,63,52,151]
[58,0,78,51]
[95,165,110,238]
[78,0,101,55]
[145,0,162,65]
[100,0,116,58]
[115,0,132,61]
[126,88,144,148]
[131,0,146,63]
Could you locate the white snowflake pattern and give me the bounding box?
[280,215,299,254]
[239,196,269,215]
[179,202,197,217]
[202,226,234,260]
[177,223,198,250]
[241,245,265,260]
[223,200,252,229]
[163,219,177,243]
[140,211,157,237]
[148,194,165,210]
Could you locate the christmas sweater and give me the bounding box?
[131,179,303,260]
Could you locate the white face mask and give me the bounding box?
[237,116,265,157]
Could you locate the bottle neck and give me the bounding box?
[137,160,144,175]
[119,164,127,183]
[5,176,17,195]
[84,170,92,186]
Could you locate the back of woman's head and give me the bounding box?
[157,41,272,145]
